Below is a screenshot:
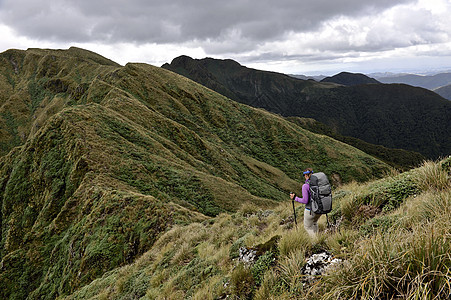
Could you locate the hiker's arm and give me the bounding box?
[294,184,309,204]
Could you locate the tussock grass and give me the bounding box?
[307,160,451,299]
[276,251,306,295]
[191,275,224,300]
[398,189,451,229]
[325,229,361,258]
[413,160,451,191]
[278,229,310,257]
[53,159,450,300]
[254,272,284,300]
[318,217,451,300]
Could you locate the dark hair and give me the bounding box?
[303,168,313,177]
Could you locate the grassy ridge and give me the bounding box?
[63,157,451,299]
[0,47,119,156]
[0,107,209,299]
[0,48,391,299]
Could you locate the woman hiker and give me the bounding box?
[289,168,321,236]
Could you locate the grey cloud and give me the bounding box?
[239,51,361,65]
[0,0,413,44]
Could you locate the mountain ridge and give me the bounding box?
[0,47,390,299]
[162,56,451,159]
[376,72,451,90]
[434,83,451,100]
[320,71,380,86]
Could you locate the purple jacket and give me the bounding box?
[294,181,310,204]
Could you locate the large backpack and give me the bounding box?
[309,172,332,214]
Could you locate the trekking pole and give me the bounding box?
[292,199,297,227]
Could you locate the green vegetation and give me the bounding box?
[0,47,391,299]
[163,56,451,159]
[288,117,426,171]
[0,111,22,152]
[0,48,448,300]
[62,157,451,300]
[0,47,120,156]
[28,77,51,113]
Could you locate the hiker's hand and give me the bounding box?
[290,192,295,200]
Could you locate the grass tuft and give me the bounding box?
[413,160,451,191]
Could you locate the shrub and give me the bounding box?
[230,264,255,299]
[340,174,418,225]
[382,174,418,211]
[251,251,276,286]
[229,235,248,259]
[359,214,398,236]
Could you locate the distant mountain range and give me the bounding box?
[289,74,325,81]
[434,84,451,101]
[375,72,451,91]
[375,73,451,101]
[163,56,451,159]
[290,71,451,100]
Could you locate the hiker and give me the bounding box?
[290,168,321,236]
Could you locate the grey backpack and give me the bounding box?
[309,172,332,214]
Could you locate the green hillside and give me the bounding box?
[163,56,451,159]
[0,48,390,299]
[59,158,451,300]
[288,117,425,171]
[0,47,120,156]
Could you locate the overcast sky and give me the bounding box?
[0,0,450,75]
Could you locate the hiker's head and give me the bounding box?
[303,168,313,180]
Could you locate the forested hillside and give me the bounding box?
[163,56,451,159]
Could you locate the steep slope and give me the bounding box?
[0,47,120,156]
[0,48,390,299]
[0,108,209,299]
[162,55,325,115]
[288,117,425,170]
[60,158,451,299]
[320,71,380,86]
[434,84,451,100]
[163,56,451,159]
